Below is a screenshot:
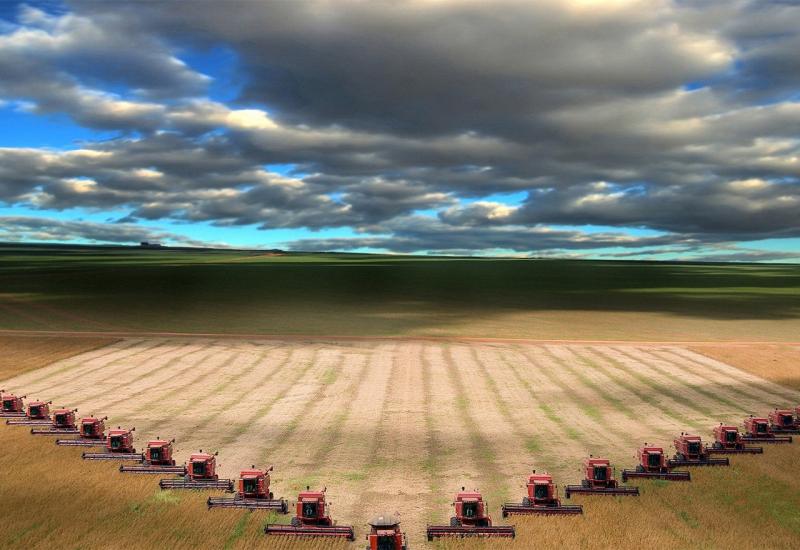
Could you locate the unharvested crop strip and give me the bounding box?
[442,344,508,508]
[571,347,701,431]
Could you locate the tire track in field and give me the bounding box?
[88,342,229,420]
[660,347,800,404]
[14,338,160,392]
[358,342,431,547]
[514,346,623,446]
[324,342,396,535]
[571,346,703,431]
[165,344,294,445]
[40,341,205,409]
[627,347,752,416]
[615,348,746,423]
[120,343,272,440]
[547,345,677,440]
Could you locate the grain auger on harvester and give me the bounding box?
[264,486,354,540]
[209,465,288,511]
[742,416,792,443]
[82,427,143,461]
[668,433,730,467]
[564,456,639,498]
[0,390,26,417]
[706,424,763,454]
[31,407,80,435]
[159,450,234,491]
[120,438,186,474]
[6,400,52,425]
[501,471,583,516]
[426,488,515,540]
[768,408,800,434]
[621,445,691,482]
[366,515,407,550]
[56,416,108,446]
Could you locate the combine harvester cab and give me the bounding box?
[621,446,691,482]
[82,427,143,460]
[742,416,792,443]
[31,407,79,435]
[707,424,763,454]
[120,439,187,474]
[159,450,233,491]
[0,391,26,418]
[768,409,800,434]
[501,471,583,517]
[56,416,108,446]
[6,400,52,425]
[366,515,407,550]
[565,457,639,498]
[264,486,354,539]
[668,434,729,467]
[427,488,515,540]
[209,465,288,511]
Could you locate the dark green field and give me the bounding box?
[1,244,798,341]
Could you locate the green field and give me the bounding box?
[1,244,799,341]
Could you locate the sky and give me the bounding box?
[0,0,799,262]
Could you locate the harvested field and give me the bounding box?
[2,338,799,548]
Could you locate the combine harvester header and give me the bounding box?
[31,407,79,435]
[120,438,186,474]
[565,457,639,498]
[621,445,691,482]
[502,471,583,516]
[742,416,792,443]
[668,434,730,467]
[209,465,288,511]
[82,427,143,461]
[0,391,26,418]
[707,424,763,454]
[159,450,234,491]
[6,400,52,425]
[264,486,354,540]
[768,408,800,434]
[56,416,108,447]
[427,488,515,540]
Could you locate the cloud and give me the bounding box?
[0,1,797,259]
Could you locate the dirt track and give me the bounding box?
[3,338,798,547]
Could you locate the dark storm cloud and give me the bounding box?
[0,1,798,257]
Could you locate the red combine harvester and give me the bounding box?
[426,488,515,540]
[209,465,288,511]
[501,471,583,516]
[565,456,639,498]
[742,416,792,443]
[120,439,186,474]
[707,424,763,454]
[264,486,354,539]
[0,391,26,417]
[56,416,108,446]
[796,406,800,428]
[769,409,800,434]
[621,445,691,482]
[366,515,406,550]
[159,451,234,491]
[6,400,52,425]
[31,407,79,435]
[82,427,142,460]
[668,434,730,467]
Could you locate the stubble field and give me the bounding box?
[3,337,799,548]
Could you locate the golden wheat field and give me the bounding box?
[2,336,799,548]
